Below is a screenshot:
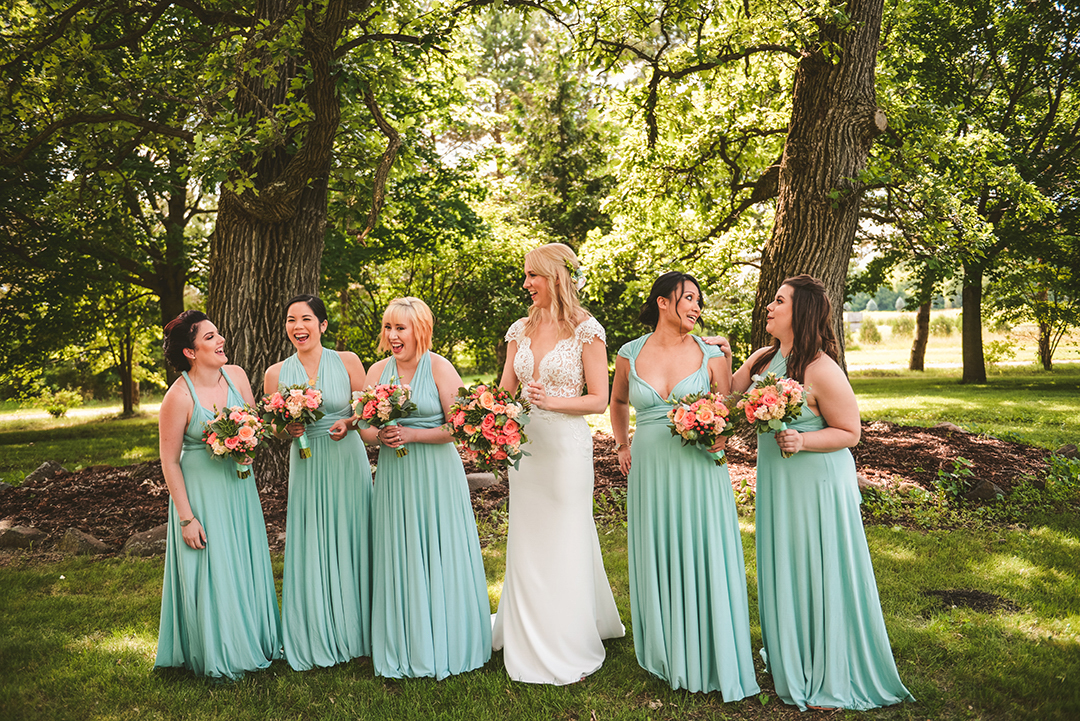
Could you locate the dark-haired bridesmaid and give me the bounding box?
[729,275,913,711]
[264,295,373,670]
[155,311,283,679]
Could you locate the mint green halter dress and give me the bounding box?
[155,369,283,679]
[370,352,491,678]
[619,335,759,698]
[755,352,913,710]
[279,349,373,670]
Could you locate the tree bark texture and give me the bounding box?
[207,0,349,483]
[910,299,930,371]
[961,262,986,383]
[1038,320,1053,371]
[752,0,886,366]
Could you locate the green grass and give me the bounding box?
[2,513,1078,720]
[851,365,1080,449]
[0,412,160,484]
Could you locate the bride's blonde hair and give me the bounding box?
[523,243,589,340]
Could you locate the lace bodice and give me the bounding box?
[506,317,606,399]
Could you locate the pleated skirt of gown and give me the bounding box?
[155,452,283,679]
[281,431,373,670]
[628,423,759,698]
[492,409,625,685]
[371,441,491,679]
[756,432,914,710]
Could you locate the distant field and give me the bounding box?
[845,310,1080,369]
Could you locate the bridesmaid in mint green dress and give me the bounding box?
[156,311,282,679]
[264,295,372,670]
[610,272,759,699]
[359,297,491,679]
[730,275,913,711]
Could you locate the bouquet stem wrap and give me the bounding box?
[297,431,312,459]
[235,460,251,479]
[386,419,407,457]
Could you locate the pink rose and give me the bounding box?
[363,400,378,419]
[482,426,497,442]
[673,407,687,424]
[479,391,495,410]
[464,424,476,435]
[493,403,505,414]
[495,434,509,446]
[481,413,497,430]
[453,411,466,427]
[504,419,519,433]
[237,425,256,442]
[493,449,508,460]
[684,411,697,425]
[697,407,715,424]
[225,436,240,450]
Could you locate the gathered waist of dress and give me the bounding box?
[633,404,674,427]
[302,406,353,439]
[182,441,208,453]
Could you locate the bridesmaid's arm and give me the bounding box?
[731,347,773,394]
[610,355,633,476]
[498,339,520,393]
[531,338,609,415]
[159,382,206,550]
[707,353,732,396]
[330,351,366,441]
[775,354,861,455]
[357,360,386,446]
[262,361,296,439]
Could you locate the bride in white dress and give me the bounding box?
[492,243,625,685]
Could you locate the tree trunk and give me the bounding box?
[1038,319,1053,370]
[752,0,887,368]
[910,299,930,371]
[119,327,136,416]
[158,170,191,386]
[961,262,986,383]
[207,0,349,484]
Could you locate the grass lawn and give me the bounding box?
[2,365,1078,719]
[0,412,160,485]
[1,513,1078,720]
[851,365,1080,450]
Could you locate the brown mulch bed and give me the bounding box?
[0,422,1055,557]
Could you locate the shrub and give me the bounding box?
[891,315,915,337]
[35,389,83,418]
[984,338,1016,367]
[859,316,882,344]
[929,315,954,336]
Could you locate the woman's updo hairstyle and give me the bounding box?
[639,272,703,328]
[163,310,210,373]
[286,294,328,325]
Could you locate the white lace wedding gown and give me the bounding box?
[492,318,625,684]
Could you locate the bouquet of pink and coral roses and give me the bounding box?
[203,405,266,478]
[667,391,736,466]
[352,382,417,457]
[446,384,530,474]
[736,372,806,458]
[259,384,324,459]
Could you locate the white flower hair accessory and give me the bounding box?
[564,257,586,291]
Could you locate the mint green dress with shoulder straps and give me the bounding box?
[279,348,373,670]
[619,334,759,698]
[155,369,283,679]
[370,351,491,678]
[755,352,913,710]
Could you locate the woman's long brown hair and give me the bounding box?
[749,275,840,383]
